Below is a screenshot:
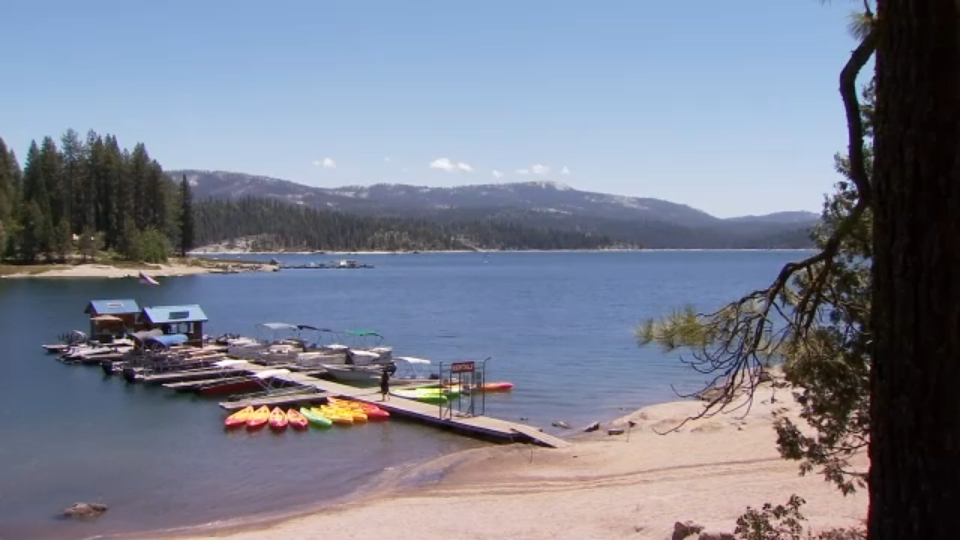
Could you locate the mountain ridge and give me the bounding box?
[171,169,817,223]
[170,169,820,249]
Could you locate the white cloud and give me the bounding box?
[429,157,473,172]
[314,157,336,169]
[492,169,503,178]
[515,168,530,175]
[384,157,391,162]
[531,163,550,175]
[560,166,571,175]
[429,157,456,171]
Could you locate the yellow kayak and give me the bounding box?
[320,406,354,425]
[246,405,271,429]
[225,405,254,428]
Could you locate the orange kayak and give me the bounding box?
[225,405,254,428]
[286,408,308,430]
[354,401,390,420]
[364,407,390,421]
[269,407,288,430]
[480,381,514,392]
[246,405,270,429]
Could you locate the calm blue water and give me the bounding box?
[0,251,806,539]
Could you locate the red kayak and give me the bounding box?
[286,408,309,430]
[479,381,514,392]
[268,407,288,431]
[246,405,270,430]
[224,405,254,428]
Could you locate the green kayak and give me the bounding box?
[300,406,332,428]
[392,388,450,404]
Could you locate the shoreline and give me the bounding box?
[0,260,278,280]
[0,249,816,279]
[125,381,866,540]
[192,248,817,256]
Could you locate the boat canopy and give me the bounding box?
[131,329,164,341]
[146,334,189,348]
[213,359,249,368]
[254,368,290,379]
[258,322,299,332]
[396,356,431,365]
[297,324,334,332]
[347,329,382,338]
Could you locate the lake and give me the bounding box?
[0,250,806,539]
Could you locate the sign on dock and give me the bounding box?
[450,361,475,373]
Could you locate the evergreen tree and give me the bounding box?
[0,137,16,256]
[17,201,47,262]
[128,143,151,230]
[20,141,53,258]
[102,135,125,248]
[144,160,168,231]
[38,136,65,227]
[178,175,195,257]
[78,225,99,263]
[59,128,87,233]
[52,217,72,262]
[117,215,141,261]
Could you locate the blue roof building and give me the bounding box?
[84,299,140,316]
[142,305,208,325]
[142,304,208,344]
[83,299,141,338]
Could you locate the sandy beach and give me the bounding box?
[0,260,277,279]
[151,382,866,540]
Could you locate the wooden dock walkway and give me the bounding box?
[220,390,328,410]
[136,367,249,385]
[218,364,571,448]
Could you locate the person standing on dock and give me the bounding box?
[379,368,390,401]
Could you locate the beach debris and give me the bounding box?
[551,420,571,429]
[671,520,703,540]
[62,502,108,519]
[583,421,600,432]
[608,427,625,436]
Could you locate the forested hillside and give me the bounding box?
[173,169,819,249]
[0,131,189,263]
[194,198,615,251]
[0,130,617,262]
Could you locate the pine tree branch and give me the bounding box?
[841,29,877,203]
[646,32,878,428]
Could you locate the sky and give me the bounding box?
[0,1,867,218]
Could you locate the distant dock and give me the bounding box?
[277,259,374,270]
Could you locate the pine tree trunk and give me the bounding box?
[869,1,960,538]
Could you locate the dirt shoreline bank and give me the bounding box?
[0,260,277,279]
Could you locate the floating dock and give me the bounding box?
[219,364,571,448]
[220,389,328,410]
[134,367,250,385]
